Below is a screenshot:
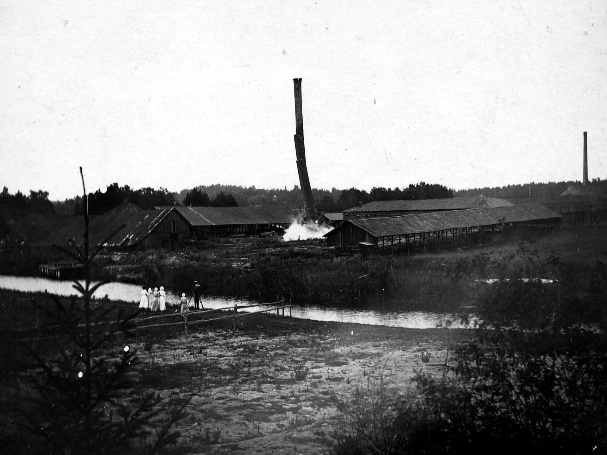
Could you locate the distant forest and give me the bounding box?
[1,178,605,222]
[454,178,607,199]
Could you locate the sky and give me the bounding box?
[1,1,606,201]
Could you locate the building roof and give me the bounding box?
[173,206,294,226]
[327,205,561,239]
[344,196,513,213]
[557,185,586,197]
[9,205,174,249]
[321,212,344,221]
[485,204,563,224]
[97,208,174,247]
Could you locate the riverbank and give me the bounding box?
[0,288,470,454]
[3,223,605,313]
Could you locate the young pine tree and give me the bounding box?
[24,167,187,454]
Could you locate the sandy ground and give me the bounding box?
[134,317,470,454]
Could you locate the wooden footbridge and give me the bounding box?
[135,298,292,335]
[1,297,292,342]
[38,261,84,279]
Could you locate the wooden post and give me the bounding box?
[184,315,188,336]
[233,304,237,332]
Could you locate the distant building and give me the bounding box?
[557,185,586,197]
[318,212,343,228]
[325,204,561,254]
[6,203,295,253]
[343,196,513,220]
[171,206,294,239]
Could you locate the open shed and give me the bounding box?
[325,204,561,254]
[344,196,514,220]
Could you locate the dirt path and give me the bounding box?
[135,318,469,454]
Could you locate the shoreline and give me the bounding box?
[1,287,471,454]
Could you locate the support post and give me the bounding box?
[233,304,237,332]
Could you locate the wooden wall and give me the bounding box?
[150,210,190,249]
[325,223,375,249]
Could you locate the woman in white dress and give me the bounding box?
[147,287,153,310]
[151,287,160,312]
[139,286,148,309]
[158,286,166,312]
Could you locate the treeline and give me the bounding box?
[38,177,607,217]
[454,178,607,199]
[0,187,55,240]
[182,188,238,207]
[178,184,343,212]
[182,182,453,213]
[0,187,55,217]
[328,182,453,211]
[51,182,453,216]
[72,183,178,215]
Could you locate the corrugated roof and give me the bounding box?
[11,206,173,249]
[557,185,586,197]
[322,212,344,221]
[99,208,173,247]
[344,196,514,213]
[173,206,294,226]
[329,205,560,239]
[485,204,563,224]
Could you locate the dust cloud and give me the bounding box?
[283,220,331,241]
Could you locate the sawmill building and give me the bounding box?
[172,206,293,239]
[325,204,561,254]
[344,196,514,220]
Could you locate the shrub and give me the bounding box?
[332,244,607,454]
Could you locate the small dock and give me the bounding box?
[39,262,85,279]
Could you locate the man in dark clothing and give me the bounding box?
[193,281,202,310]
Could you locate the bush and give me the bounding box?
[332,244,607,454]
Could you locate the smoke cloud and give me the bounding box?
[283,220,331,241]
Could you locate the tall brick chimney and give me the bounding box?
[583,131,588,186]
[293,78,318,220]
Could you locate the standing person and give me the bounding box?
[193,281,202,310]
[151,287,159,312]
[158,286,166,312]
[180,293,189,318]
[146,287,153,311]
[139,286,148,310]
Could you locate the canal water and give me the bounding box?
[0,275,466,329]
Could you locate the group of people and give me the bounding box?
[138,281,203,316]
[138,286,167,312]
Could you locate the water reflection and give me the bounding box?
[0,275,465,329]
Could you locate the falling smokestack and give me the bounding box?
[583,131,588,186]
[293,78,318,220]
